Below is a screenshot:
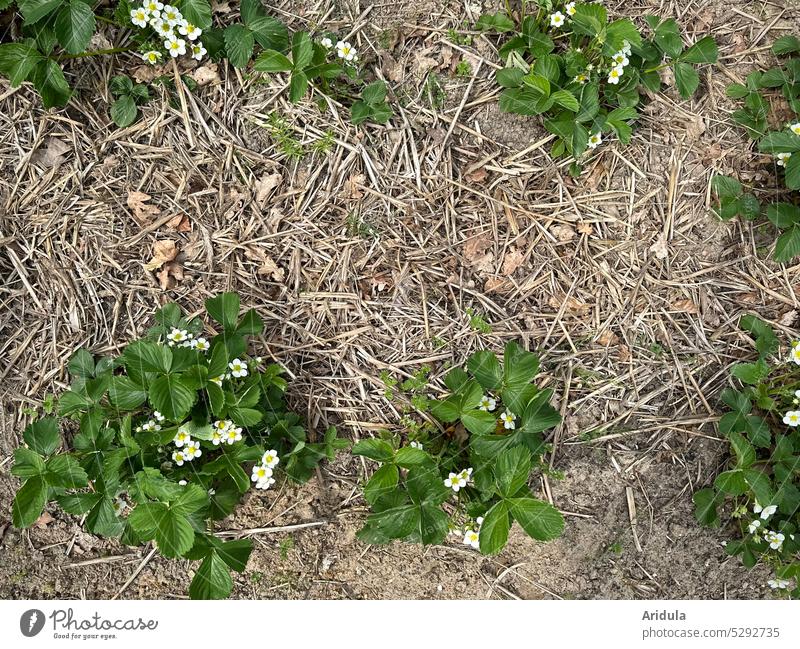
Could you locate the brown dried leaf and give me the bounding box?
[551,224,576,242]
[144,240,178,271]
[650,235,669,260]
[31,137,71,169]
[344,173,366,200]
[548,294,590,317]
[254,172,283,205]
[132,64,166,84]
[465,166,487,183]
[671,299,698,314]
[157,260,184,290]
[191,64,220,86]
[596,329,619,346]
[167,214,191,232]
[34,512,54,529]
[484,276,510,294]
[501,248,526,275]
[127,191,160,224]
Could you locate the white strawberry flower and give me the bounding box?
[463,529,480,549]
[321,37,333,49]
[141,419,161,432]
[782,410,800,426]
[142,50,163,65]
[153,411,165,422]
[768,578,791,590]
[479,395,496,412]
[213,419,232,434]
[550,12,565,27]
[113,496,128,514]
[228,358,248,378]
[225,426,243,445]
[777,152,792,167]
[210,375,224,386]
[152,19,174,38]
[476,516,484,528]
[753,501,763,514]
[161,4,182,25]
[193,337,209,351]
[166,327,188,345]
[565,2,576,17]
[444,471,468,492]
[180,23,202,40]
[211,429,224,445]
[458,467,473,482]
[173,429,191,447]
[172,450,187,466]
[178,479,188,486]
[765,530,785,550]
[409,441,423,450]
[190,42,207,61]
[612,52,629,67]
[621,40,632,55]
[165,37,187,58]
[251,464,274,484]
[255,476,276,490]
[748,519,761,534]
[499,410,516,430]
[789,123,800,136]
[607,65,624,84]
[573,73,589,84]
[261,449,280,469]
[587,132,603,149]
[131,7,149,28]
[336,40,357,62]
[760,504,778,520]
[183,440,202,461]
[143,0,163,16]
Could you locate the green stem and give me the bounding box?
[57,46,136,60]
[644,61,672,74]
[95,14,118,26]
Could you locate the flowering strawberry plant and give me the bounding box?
[0,0,392,127]
[712,36,800,262]
[475,2,717,171]
[693,316,800,598]
[354,342,564,554]
[10,292,347,599]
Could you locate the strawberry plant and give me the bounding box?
[712,36,800,263]
[475,2,717,172]
[10,293,347,599]
[694,316,800,598]
[354,342,564,554]
[0,0,392,127]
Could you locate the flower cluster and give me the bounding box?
[135,410,165,432]
[549,2,575,29]
[166,327,210,351]
[251,449,280,490]
[607,40,632,85]
[320,36,358,63]
[172,426,202,466]
[130,2,207,65]
[444,467,473,492]
[211,419,243,446]
[746,501,786,550]
[462,516,484,549]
